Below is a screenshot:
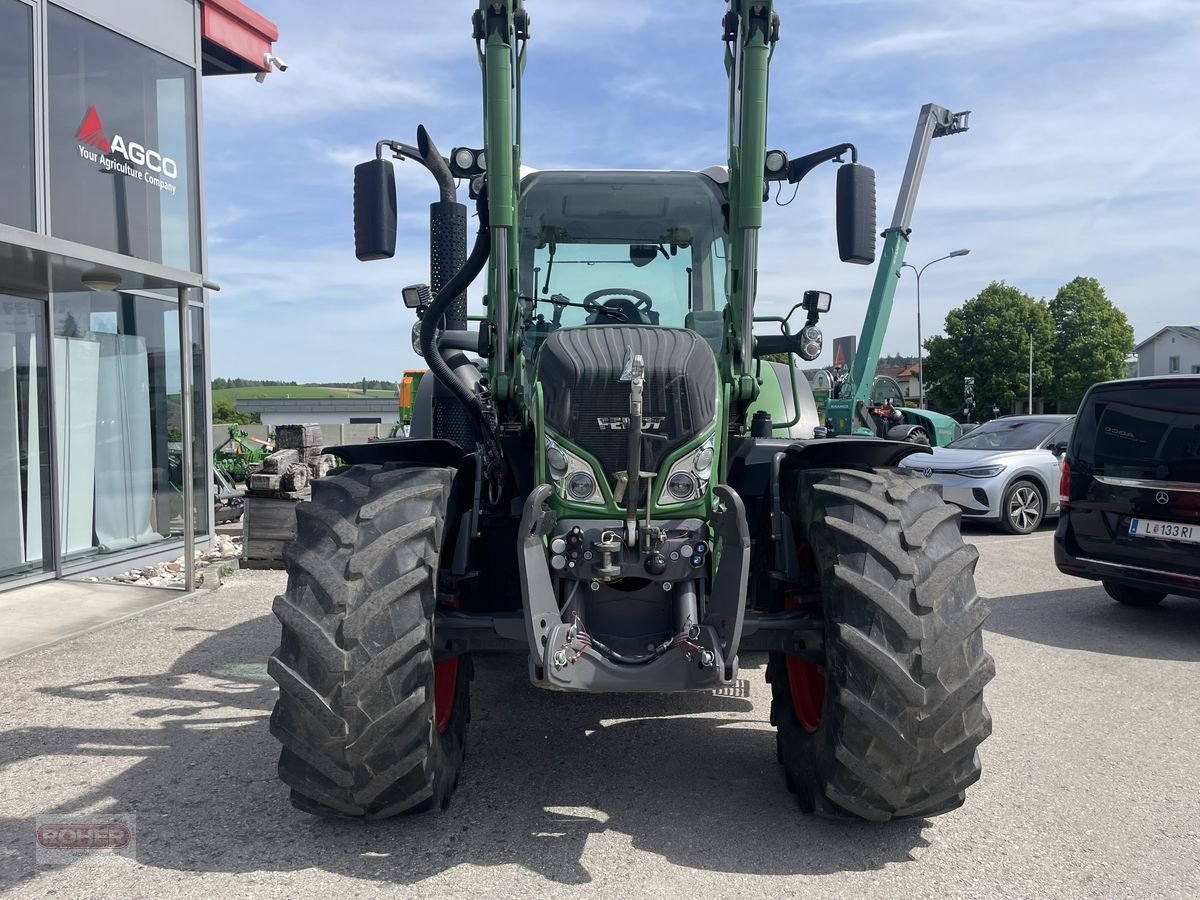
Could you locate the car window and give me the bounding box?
[1074,382,1200,482]
[946,419,1063,451]
[1044,423,1073,449]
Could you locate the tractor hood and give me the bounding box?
[536,325,719,506]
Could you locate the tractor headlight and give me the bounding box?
[658,434,714,505]
[546,446,568,478]
[544,435,604,504]
[667,471,698,501]
[799,325,823,361]
[567,471,597,501]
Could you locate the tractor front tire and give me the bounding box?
[268,463,470,819]
[769,467,994,821]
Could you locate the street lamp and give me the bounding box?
[901,249,970,409]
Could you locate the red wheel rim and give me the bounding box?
[433,658,458,733]
[785,657,824,733]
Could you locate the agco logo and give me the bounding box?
[597,416,664,432]
[76,105,179,180]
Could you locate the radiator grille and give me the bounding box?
[537,326,718,495]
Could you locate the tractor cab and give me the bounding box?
[518,170,729,359]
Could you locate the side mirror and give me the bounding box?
[836,162,877,265]
[802,290,832,314]
[354,158,398,261]
[1051,441,1068,457]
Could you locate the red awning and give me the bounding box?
[200,0,280,76]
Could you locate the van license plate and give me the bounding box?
[1129,518,1200,544]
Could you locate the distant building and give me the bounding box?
[236,398,402,431]
[1136,326,1200,377]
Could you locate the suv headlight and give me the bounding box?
[658,435,715,505]
[959,465,1006,479]
[544,436,604,504]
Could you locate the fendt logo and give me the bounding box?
[597,416,665,432]
[75,105,179,193]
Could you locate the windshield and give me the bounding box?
[518,171,728,358]
[947,418,1061,451]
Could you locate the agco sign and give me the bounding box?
[76,105,179,193]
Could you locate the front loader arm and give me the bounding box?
[724,1,778,406]
[474,1,528,404]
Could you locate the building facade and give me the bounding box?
[0,0,278,591]
[1136,326,1200,377]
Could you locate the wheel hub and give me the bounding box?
[433,659,458,733]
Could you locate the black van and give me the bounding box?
[1055,375,1200,606]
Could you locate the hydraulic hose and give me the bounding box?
[419,189,497,454]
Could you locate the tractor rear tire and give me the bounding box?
[268,463,471,819]
[769,467,994,821]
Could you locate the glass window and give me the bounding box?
[0,0,35,230]
[0,290,53,582]
[52,290,207,562]
[1076,382,1200,483]
[947,418,1063,451]
[47,5,200,271]
[518,171,729,359]
[1169,356,1181,373]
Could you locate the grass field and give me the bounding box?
[213,386,398,405]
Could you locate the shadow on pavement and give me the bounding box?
[0,615,930,889]
[985,583,1200,661]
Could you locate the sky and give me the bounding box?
[201,0,1200,382]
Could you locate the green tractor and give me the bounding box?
[268,1,994,822]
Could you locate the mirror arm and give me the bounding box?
[787,142,857,185]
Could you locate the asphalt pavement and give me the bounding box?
[2,523,1199,898]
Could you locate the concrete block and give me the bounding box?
[248,473,282,492]
[274,424,323,450]
[260,449,300,474]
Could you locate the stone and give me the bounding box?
[281,463,311,493]
[260,449,300,474]
[248,473,283,492]
[274,424,322,450]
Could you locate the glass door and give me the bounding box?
[0,292,53,583]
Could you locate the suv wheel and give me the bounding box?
[1001,480,1043,534]
[1103,581,1166,607]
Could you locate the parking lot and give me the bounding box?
[2,524,1199,899]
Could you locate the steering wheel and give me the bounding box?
[583,288,655,325]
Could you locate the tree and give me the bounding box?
[212,398,259,425]
[1048,276,1134,412]
[924,282,1054,417]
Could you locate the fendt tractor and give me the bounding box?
[268,1,995,822]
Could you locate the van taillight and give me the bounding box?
[1059,458,1071,508]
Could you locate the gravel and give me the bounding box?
[2,524,1199,898]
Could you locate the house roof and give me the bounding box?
[1134,325,1200,351]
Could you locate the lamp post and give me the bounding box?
[1027,328,1034,414]
[901,248,970,409]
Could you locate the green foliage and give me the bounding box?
[212,398,260,425]
[1048,276,1134,411]
[923,282,1054,415]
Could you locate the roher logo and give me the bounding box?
[75,105,179,187]
[76,105,111,153]
[36,822,132,851]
